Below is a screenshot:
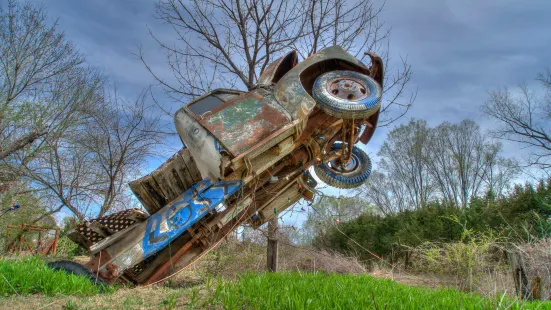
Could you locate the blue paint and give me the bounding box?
[142,179,241,259]
[214,139,225,152]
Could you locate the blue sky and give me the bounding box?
[31,0,551,224]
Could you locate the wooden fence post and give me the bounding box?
[509,251,530,299]
[267,217,278,272]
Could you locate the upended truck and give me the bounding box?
[49,46,384,286]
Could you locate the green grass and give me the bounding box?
[0,257,109,297]
[213,272,550,310]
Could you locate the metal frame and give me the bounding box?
[5,224,60,255]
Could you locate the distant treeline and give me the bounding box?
[315,179,551,264]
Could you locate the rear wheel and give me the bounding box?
[312,70,382,119]
[314,143,372,189]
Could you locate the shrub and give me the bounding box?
[317,179,551,265]
[410,228,504,291]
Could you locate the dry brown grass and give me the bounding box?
[190,236,366,279]
[0,286,195,310]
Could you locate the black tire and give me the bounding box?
[312,70,382,119]
[47,260,109,290]
[314,143,372,189]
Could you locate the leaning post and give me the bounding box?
[267,217,279,272]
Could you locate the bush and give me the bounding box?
[55,235,87,258]
[410,228,504,291]
[317,179,551,265]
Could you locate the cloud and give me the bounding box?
[36,0,551,176]
[379,0,551,125]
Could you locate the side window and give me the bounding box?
[187,96,225,116]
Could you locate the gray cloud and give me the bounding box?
[33,0,551,174]
[379,0,551,124]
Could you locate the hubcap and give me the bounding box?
[329,154,359,173]
[327,78,369,102]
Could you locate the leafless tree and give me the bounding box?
[78,89,164,217]
[426,120,512,208]
[302,196,370,244]
[360,119,519,212]
[483,155,520,198]
[0,1,91,161]
[376,119,435,210]
[18,89,163,220]
[484,71,551,170]
[144,0,414,125]
[357,171,409,215]
[143,0,304,100]
[1,1,164,220]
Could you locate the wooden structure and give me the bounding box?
[5,224,60,255]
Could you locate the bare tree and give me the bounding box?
[376,119,435,209]
[361,119,519,212]
[1,1,164,220]
[483,155,520,198]
[19,130,99,220]
[79,89,164,217]
[144,0,414,124]
[0,0,89,161]
[143,0,304,97]
[302,196,370,244]
[484,71,551,170]
[426,120,511,208]
[357,171,409,215]
[19,89,163,220]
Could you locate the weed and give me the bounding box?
[61,300,79,310]
[160,293,178,310]
[188,287,200,309]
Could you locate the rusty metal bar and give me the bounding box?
[143,241,194,285]
[53,229,59,254]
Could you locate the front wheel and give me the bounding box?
[312,70,382,119]
[47,260,109,290]
[314,143,372,189]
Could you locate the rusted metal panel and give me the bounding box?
[258,51,298,86]
[257,180,302,227]
[174,110,226,180]
[275,46,370,121]
[200,91,292,156]
[129,148,201,215]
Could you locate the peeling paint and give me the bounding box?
[201,92,292,156]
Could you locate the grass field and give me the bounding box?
[0,257,109,297]
[213,272,549,310]
[1,258,550,309]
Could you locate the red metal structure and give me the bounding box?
[5,224,60,255]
